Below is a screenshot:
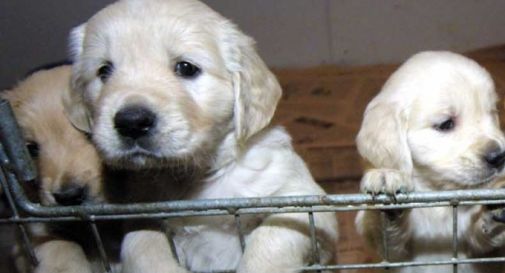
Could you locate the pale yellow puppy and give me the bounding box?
[65,0,338,272]
[356,51,505,273]
[2,65,104,273]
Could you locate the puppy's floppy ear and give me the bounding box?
[221,24,282,144]
[63,23,93,133]
[61,81,92,133]
[69,24,86,59]
[356,102,412,173]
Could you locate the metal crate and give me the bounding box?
[2,98,505,273]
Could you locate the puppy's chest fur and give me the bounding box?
[170,169,268,270]
[103,157,270,270]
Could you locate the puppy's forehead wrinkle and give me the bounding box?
[409,84,497,131]
[99,29,222,75]
[379,54,495,106]
[88,0,224,50]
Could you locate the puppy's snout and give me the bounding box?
[53,183,88,206]
[484,148,505,170]
[114,106,157,139]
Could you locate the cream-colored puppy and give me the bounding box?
[65,0,338,273]
[355,51,505,273]
[2,65,105,273]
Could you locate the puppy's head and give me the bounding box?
[1,65,103,205]
[66,0,281,170]
[357,51,505,189]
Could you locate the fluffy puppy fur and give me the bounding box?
[355,51,505,273]
[1,65,107,273]
[65,0,338,273]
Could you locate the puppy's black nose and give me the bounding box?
[485,149,505,169]
[114,106,156,139]
[53,184,87,206]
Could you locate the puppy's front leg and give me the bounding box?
[121,230,188,273]
[356,168,413,261]
[33,240,92,273]
[237,212,334,273]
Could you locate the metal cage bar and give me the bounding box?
[88,218,113,273]
[234,213,246,252]
[307,211,321,269]
[163,222,181,263]
[380,210,390,265]
[0,165,38,267]
[452,203,459,273]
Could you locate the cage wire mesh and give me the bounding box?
[2,98,505,273]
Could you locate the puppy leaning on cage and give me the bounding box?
[0,65,119,273]
[355,51,505,273]
[63,0,338,272]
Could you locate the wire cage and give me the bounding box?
[2,98,505,273]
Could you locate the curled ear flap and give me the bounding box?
[228,35,282,144]
[356,102,412,173]
[62,23,93,133]
[61,81,92,133]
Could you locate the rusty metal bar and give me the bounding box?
[88,218,113,273]
[0,149,38,267]
[452,203,459,273]
[300,256,505,271]
[307,211,321,269]
[234,214,246,252]
[2,199,505,223]
[162,222,180,263]
[6,175,505,218]
[0,99,37,182]
[381,210,390,265]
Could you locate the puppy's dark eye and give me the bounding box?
[174,61,200,78]
[97,61,114,82]
[26,141,40,158]
[435,118,455,132]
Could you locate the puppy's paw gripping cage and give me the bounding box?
[2,98,505,273]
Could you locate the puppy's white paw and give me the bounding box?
[33,240,92,273]
[121,230,188,273]
[480,206,505,233]
[360,169,413,196]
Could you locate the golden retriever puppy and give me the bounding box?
[64,0,338,272]
[355,51,505,273]
[2,65,105,273]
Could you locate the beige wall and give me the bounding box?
[209,0,505,66]
[2,0,505,88]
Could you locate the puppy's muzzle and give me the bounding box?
[114,106,157,140]
[52,183,88,206]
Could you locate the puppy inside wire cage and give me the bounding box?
[2,98,505,273]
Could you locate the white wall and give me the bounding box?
[2,0,505,88]
[329,0,505,65]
